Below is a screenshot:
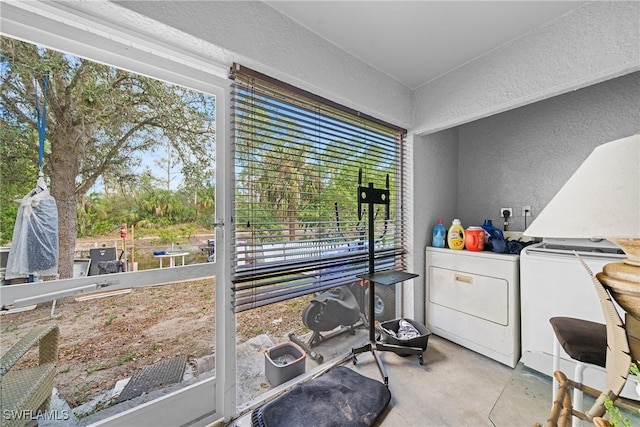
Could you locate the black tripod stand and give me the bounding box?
[351,172,419,386]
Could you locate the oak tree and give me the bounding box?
[1,37,215,278]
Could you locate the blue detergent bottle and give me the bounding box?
[432,219,447,248]
[482,219,505,252]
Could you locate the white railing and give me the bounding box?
[261,241,352,264]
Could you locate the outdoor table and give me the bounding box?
[154,251,189,268]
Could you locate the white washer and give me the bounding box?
[425,247,520,368]
[519,238,634,395]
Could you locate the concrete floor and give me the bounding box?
[350,335,514,426]
[230,331,557,427]
[369,336,515,426]
[25,318,634,426]
[41,320,610,427]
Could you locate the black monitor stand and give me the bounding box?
[350,173,420,386]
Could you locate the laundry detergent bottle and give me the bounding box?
[432,219,446,248]
[447,219,465,250]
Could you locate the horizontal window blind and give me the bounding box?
[230,64,406,312]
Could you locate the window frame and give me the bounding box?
[1,2,235,424]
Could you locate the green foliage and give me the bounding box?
[0,120,39,243]
[72,183,214,242]
[157,229,180,245]
[117,350,136,365]
[104,314,117,326]
[0,202,19,244]
[604,396,632,427]
[603,361,639,427]
[73,384,91,405]
[77,193,116,237]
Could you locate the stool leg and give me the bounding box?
[553,336,560,403]
[572,363,585,427]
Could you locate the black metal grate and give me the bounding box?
[115,354,187,403]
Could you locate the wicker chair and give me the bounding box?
[581,259,633,421]
[542,371,616,427]
[1,325,59,427]
[541,257,639,426]
[542,370,637,427]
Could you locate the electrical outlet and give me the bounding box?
[501,207,513,218]
[522,205,532,217]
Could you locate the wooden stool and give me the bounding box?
[550,316,607,425]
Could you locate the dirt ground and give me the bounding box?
[0,279,311,411]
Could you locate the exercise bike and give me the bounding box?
[289,203,395,363]
[289,281,362,364]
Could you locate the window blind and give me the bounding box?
[230,64,407,312]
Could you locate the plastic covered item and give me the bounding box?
[5,176,58,279]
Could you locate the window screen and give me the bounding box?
[230,64,406,312]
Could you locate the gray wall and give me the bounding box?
[457,71,640,231]
[406,128,458,321]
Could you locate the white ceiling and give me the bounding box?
[265,1,586,90]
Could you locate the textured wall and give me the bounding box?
[457,71,640,232]
[412,1,640,135]
[114,0,412,129]
[405,129,459,323]
[407,72,639,323]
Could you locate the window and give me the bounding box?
[230,64,407,313]
[0,35,220,424]
[1,2,234,424]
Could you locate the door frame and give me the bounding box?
[1,1,236,424]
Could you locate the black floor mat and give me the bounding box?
[116,354,187,403]
[252,365,391,427]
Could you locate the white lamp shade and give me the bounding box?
[524,134,640,239]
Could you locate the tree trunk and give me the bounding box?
[49,130,81,279]
[53,192,78,279]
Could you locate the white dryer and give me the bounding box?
[425,247,520,368]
